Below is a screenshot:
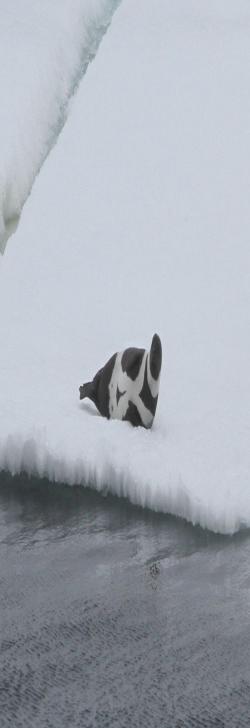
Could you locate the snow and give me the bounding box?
[0,0,250,534]
[0,0,119,253]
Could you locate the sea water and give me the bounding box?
[1,472,250,727]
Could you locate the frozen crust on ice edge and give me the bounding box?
[0,432,249,536]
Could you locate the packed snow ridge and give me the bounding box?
[0,0,250,535]
[0,0,119,253]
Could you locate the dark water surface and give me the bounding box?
[0,472,250,728]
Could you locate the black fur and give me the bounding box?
[121,348,145,380]
[139,362,158,416]
[149,334,162,380]
[79,353,116,418]
[123,400,143,427]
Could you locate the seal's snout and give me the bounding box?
[79,384,87,400]
[79,381,95,401]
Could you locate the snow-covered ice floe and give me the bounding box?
[0,0,250,534]
[0,0,119,253]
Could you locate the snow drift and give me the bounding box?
[0,0,250,534]
[0,0,119,253]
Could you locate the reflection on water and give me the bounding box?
[0,471,250,727]
[0,470,232,549]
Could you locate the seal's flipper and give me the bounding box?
[149,334,162,380]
